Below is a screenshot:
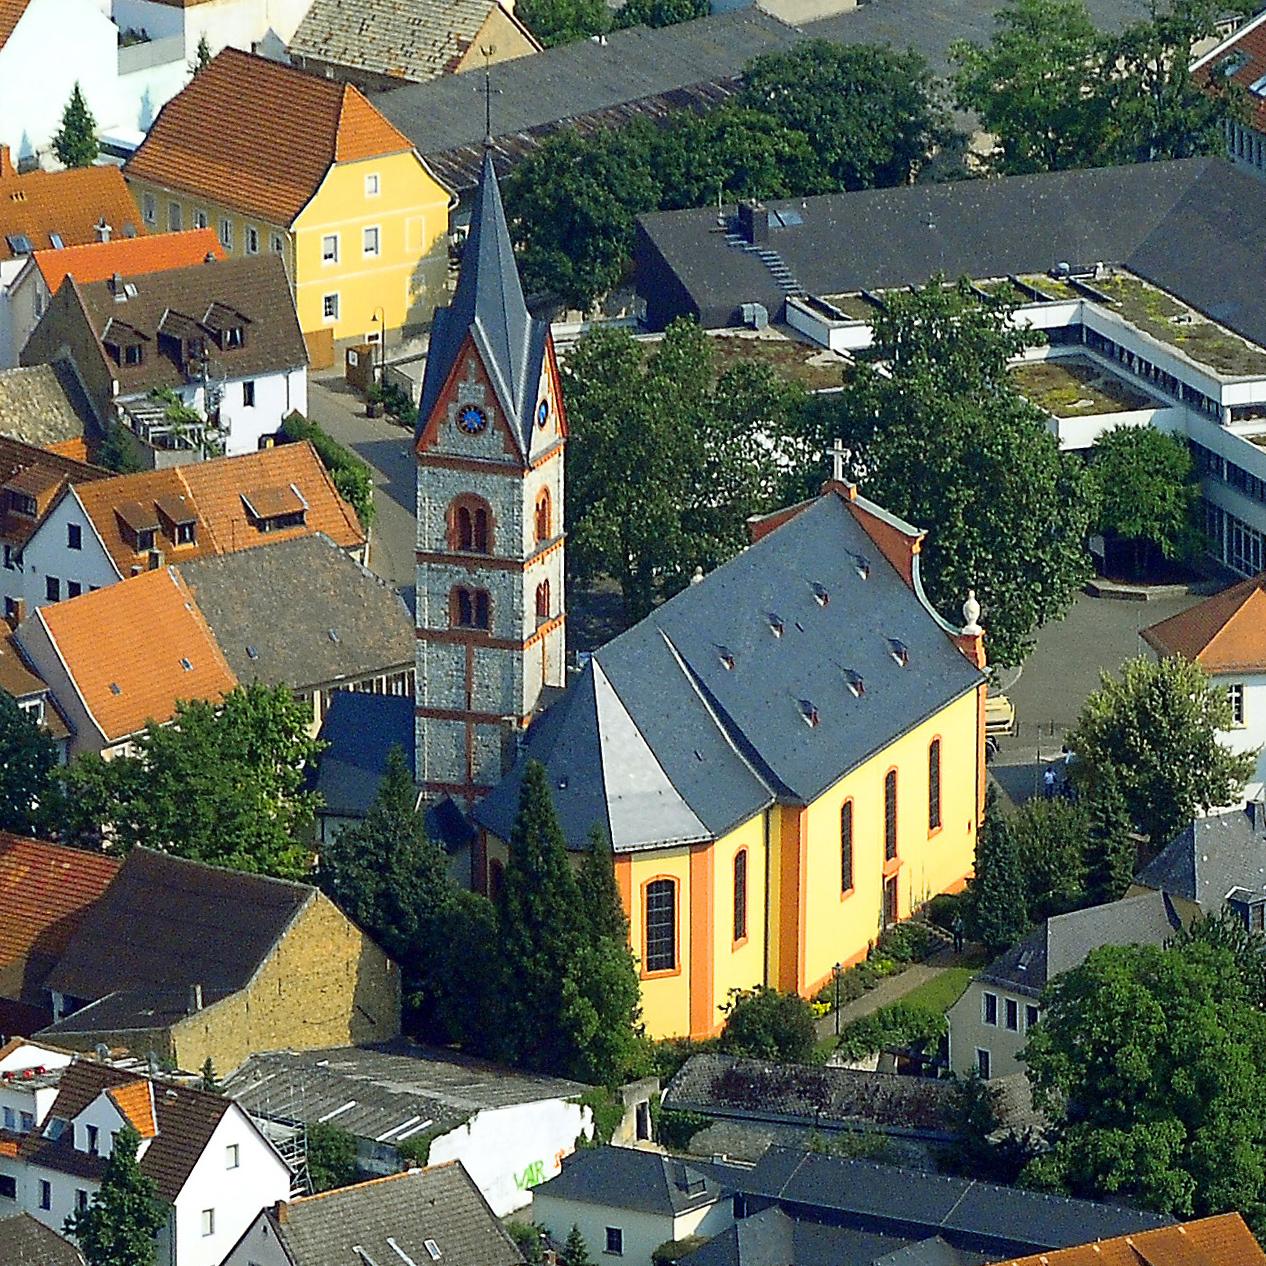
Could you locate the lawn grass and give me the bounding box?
[898,966,975,1017]
[1011,357,1155,415]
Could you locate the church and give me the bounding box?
[413,155,989,1040]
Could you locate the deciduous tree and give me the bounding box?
[0,692,59,836]
[1090,426,1201,577]
[60,683,321,878]
[1022,941,1266,1220]
[65,1126,166,1266]
[53,82,99,168]
[615,0,707,28]
[516,0,609,45]
[1007,798,1089,922]
[720,985,817,1063]
[815,279,1095,665]
[1069,656,1257,844]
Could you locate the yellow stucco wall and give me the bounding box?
[126,148,451,341]
[292,151,451,340]
[481,683,980,1041]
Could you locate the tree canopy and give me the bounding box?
[65,1126,166,1266]
[614,0,707,28]
[60,683,321,878]
[969,788,1031,956]
[814,279,1095,665]
[516,0,608,46]
[0,692,60,837]
[1090,425,1201,576]
[952,0,1246,175]
[1022,940,1266,1222]
[1069,656,1256,844]
[53,82,99,168]
[563,319,809,621]
[720,985,818,1063]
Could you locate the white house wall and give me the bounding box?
[531,1194,733,1266]
[9,488,120,616]
[220,1210,292,1266]
[426,1097,592,1217]
[112,0,313,59]
[11,611,106,755]
[0,0,119,158]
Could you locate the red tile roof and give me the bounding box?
[1141,574,1266,673]
[0,435,110,549]
[0,835,119,1002]
[0,0,32,50]
[991,1212,1266,1265]
[0,166,145,261]
[125,47,417,225]
[32,567,238,743]
[1196,15,1266,133]
[68,441,365,578]
[107,1081,158,1139]
[32,228,223,295]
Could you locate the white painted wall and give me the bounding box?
[426,1097,592,1217]
[112,0,313,59]
[0,1042,73,1076]
[11,609,109,756]
[946,980,1040,1080]
[7,487,121,617]
[220,1209,291,1266]
[0,0,119,159]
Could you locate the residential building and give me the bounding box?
[535,1146,1170,1266]
[112,0,314,61]
[1194,12,1266,182]
[224,1043,597,1215]
[991,1214,1266,1266]
[124,49,453,357]
[0,632,70,762]
[221,1162,525,1266]
[413,152,567,806]
[22,255,308,460]
[0,363,99,459]
[534,1149,733,1266]
[0,158,144,375]
[3,441,366,619]
[0,435,109,624]
[177,533,414,732]
[1142,575,1266,800]
[0,1211,84,1265]
[38,849,401,1074]
[634,159,1266,581]
[0,1040,76,1173]
[289,0,540,92]
[946,891,1181,1081]
[11,1061,291,1266]
[5,227,224,371]
[0,838,120,1034]
[11,567,239,758]
[1133,802,1266,926]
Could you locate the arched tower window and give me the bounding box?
[534,488,552,544]
[535,579,550,619]
[451,585,491,630]
[448,495,493,554]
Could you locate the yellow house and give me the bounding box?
[123,48,453,361]
[472,482,989,1040]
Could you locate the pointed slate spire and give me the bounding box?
[417,151,546,456]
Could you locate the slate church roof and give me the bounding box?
[475,488,984,850]
[416,150,549,457]
[1134,804,1266,911]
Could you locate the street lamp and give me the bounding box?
[833,962,842,1036]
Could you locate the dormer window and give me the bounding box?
[811,582,829,607]
[8,490,36,517]
[717,645,736,671]
[888,638,910,667]
[844,669,864,698]
[767,612,784,638]
[223,325,244,349]
[86,1124,99,1155]
[799,698,820,727]
[124,344,143,366]
[242,484,307,533]
[116,500,161,552]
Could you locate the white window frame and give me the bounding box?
[321,233,339,264]
[194,209,209,229]
[976,1048,991,1079]
[225,1143,239,1169]
[142,192,156,225]
[604,1228,623,1257]
[362,225,381,257]
[168,202,182,232]
[1004,997,1019,1032]
[201,1208,215,1236]
[245,225,259,255]
[1228,682,1246,727]
[981,991,998,1027]
[365,172,380,197]
[219,217,234,251]
[323,293,340,322]
[271,232,285,255]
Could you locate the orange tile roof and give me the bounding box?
[125,47,418,225]
[0,834,120,997]
[35,567,238,742]
[1197,17,1266,135]
[1141,575,1266,673]
[32,228,223,295]
[0,165,145,261]
[107,1081,158,1139]
[991,1212,1266,1265]
[0,0,32,50]
[69,441,365,578]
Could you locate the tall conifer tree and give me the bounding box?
[65,1126,166,1266]
[970,787,1030,955]
[53,82,99,168]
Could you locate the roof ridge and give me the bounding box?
[128,844,317,894]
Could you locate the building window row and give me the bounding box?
[1191,441,1266,506]
[1206,500,1265,576]
[982,990,1040,1032]
[452,585,490,630]
[1081,327,1219,418]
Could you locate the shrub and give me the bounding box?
[306,1122,359,1192]
[656,1108,712,1151]
[652,1237,709,1266]
[876,921,940,964]
[577,1087,625,1146]
[720,986,817,1063]
[506,1223,547,1266]
[280,411,376,528]
[834,1001,947,1063]
[925,891,971,933]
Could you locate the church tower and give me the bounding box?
[414,152,567,803]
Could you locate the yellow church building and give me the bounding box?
[124,49,453,362]
[473,481,989,1040]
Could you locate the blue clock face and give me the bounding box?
[537,399,549,427]
[457,405,487,435]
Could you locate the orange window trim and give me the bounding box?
[640,873,682,980]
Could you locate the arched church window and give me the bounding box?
[449,496,493,555]
[535,579,550,619]
[452,585,491,630]
[535,488,551,544]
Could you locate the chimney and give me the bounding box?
[274,1200,289,1226]
[1248,798,1266,835]
[110,272,126,300]
[0,145,11,180]
[204,251,216,264]
[5,597,25,629]
[188,983,203,1012]
[737,200,769,245]
[96,218,112,243]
